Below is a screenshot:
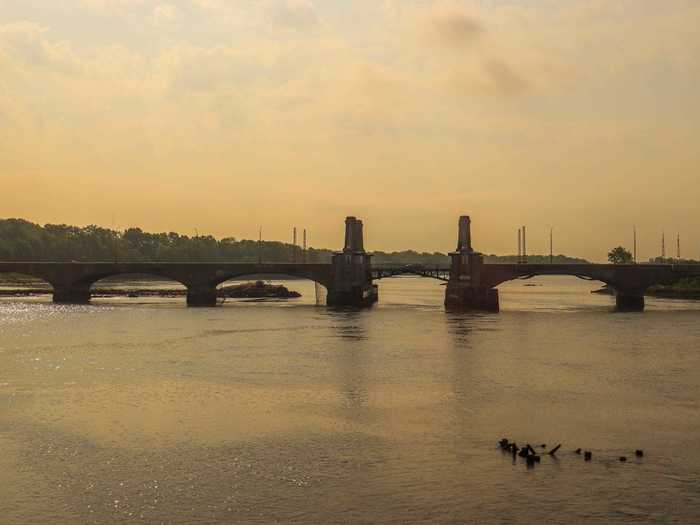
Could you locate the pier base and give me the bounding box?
[444,284,499,312]
[53,287,91,305]
[615,292,645,312]
[186,286,218,307]
[327,284,378,308]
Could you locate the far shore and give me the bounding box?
[0,277,302,300]
[592,283,700,300]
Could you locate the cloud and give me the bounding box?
[430,9,483,46]
[158,44,268,94]
[1,1,699,256]
[151,3,182,28]
[481,59,528,95]
[267,0,320,30]
[79,0,150,13]
[0,22,78,72]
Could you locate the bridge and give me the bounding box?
[1,216,699,311]
[0,217,377,308]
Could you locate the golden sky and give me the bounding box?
[1,1,699,261]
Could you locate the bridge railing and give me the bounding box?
[0,258,332,264]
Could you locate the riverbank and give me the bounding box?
[0,280,301,300]
[647,279,700,300]
[592,278,700,300]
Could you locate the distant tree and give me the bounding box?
[608,246,633,264]
[0,217,593,265]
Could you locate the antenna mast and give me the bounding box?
[303,229,307,262]
[662,231,666,259]
[293,227,297,262]
[550,227,553,264]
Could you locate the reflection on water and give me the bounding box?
[1,276,699,524]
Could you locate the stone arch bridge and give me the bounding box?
[1,216,699,311]
[0,217,377,308]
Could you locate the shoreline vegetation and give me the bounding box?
[0,278,302,300]
[4,275,700,301]
[1,218,588,266]
[593,279,700,300]
[3,218,699,300]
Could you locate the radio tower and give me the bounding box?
[550,227,553,264]
[662,231,666,260]
[303,229,307,262]
[677,233,681,261]
[293,227,298,262]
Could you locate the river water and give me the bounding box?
[1,276,699,524]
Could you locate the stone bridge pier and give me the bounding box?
[444,216,500,312]
[326,217,379,307]
[186,281,218,307]
[614,290,645,312]
[53,282,92,305]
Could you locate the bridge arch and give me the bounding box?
[203,264,334,291]
[212,271,331,291]
[0,270,54,298]
[87,272,187,299]
[72,269,190,290]
[372,266,450,283]
[479,265,616,290]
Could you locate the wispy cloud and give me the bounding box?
[0,1,698,255]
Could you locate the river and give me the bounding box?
[1,276,699,524]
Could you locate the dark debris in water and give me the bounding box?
[497,438,645,469]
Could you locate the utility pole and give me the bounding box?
[258,227,262,265]
[293,227,297,263]
[517,229,522,263]
[662,231,666,260]
[633,226,637,263]
[522,226,527,264]
[677,233,681,261]
[550,227,553,264]
[112,213,117,263]
[303,229,307,263]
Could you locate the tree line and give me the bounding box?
[0,218,589,265]
[0,218,329,262]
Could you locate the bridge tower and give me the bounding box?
[326,217,378,307]
[444,216,499,312]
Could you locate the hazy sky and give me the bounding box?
[1,1,698,261]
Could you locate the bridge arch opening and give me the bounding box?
[88,273,187,302]
[495,275,612,310]
[0,272,53,300]
[215,274,327,306]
